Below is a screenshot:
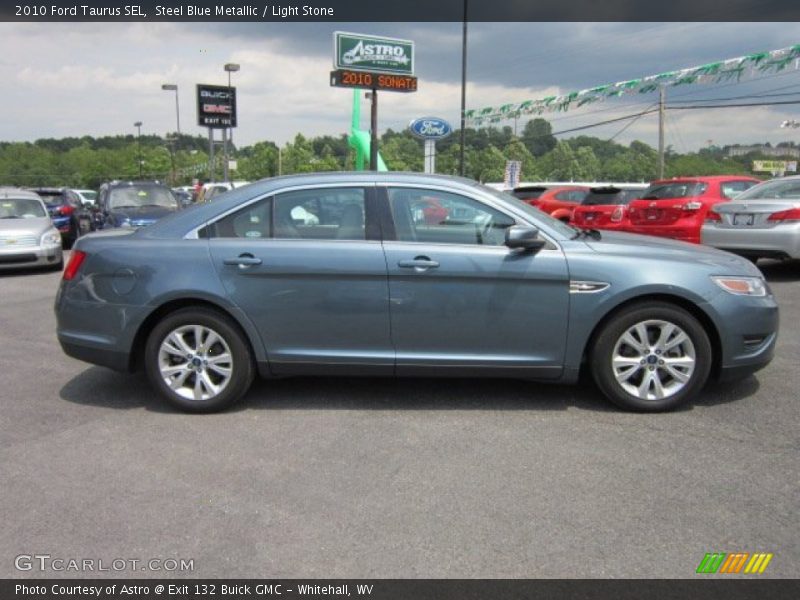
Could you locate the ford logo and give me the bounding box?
[409,117,452,140]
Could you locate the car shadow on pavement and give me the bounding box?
[758,258,800,282]
[59,367,616,413]
[60,366,761,414]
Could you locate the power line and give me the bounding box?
[551,109,659,136]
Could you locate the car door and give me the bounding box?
[206,185,393,375]
[379,185,570,378]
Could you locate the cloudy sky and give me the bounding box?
[2,22,799,151]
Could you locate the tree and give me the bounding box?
[521,118,557,157]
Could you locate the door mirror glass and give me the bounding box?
[505,225,546,251]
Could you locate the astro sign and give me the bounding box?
[409,117,452,140]
[196,84,237,128]
[334,32,414,76]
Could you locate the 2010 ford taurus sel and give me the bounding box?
[55,173,778,413]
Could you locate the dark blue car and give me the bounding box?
[95,181,179,229]
[29,187,89,248]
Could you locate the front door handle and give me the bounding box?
[223,254,262,268]
[398,256,440,270]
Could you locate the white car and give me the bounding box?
[0,187,63,270]
[199,181,251,202]
[73,189,98,206]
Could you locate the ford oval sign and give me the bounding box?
[409,117,452,140]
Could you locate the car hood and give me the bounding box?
[582,230,761,275]
[109,205,176,221]
[0,217,54,236]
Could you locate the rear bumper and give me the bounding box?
[623,223,700,243]
[701,222,800,259]
[58,336,131,372]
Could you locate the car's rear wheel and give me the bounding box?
[144,308,254,413]
[590,302,712,412]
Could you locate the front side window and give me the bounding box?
[388,187,515,246]
[206,197,272,239]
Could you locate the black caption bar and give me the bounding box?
[1,0,799,21]
[3,580,800,600]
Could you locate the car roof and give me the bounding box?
[650,175,760,184]
[0,187,43,200]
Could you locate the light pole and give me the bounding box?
[161,83,180,135]
[223,63,240,182]
[134,121,143,178]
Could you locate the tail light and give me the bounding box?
[682,201,703,211]
[705,210,721,222]
[63,250,87,280]
[58,205,75,216]
[767,208,800,222]
[611,206,624,222]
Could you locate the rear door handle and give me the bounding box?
[223,254,262,267]
[398,257,439,270]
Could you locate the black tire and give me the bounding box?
[590,301,712,412]
[144,307,254,413]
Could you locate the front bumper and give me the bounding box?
[0,243,62,270]
[706,290,779,380]
[701,221,800,259]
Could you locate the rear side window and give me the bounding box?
[555,190,588,202]
[203,187,368,241]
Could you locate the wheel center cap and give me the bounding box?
[647,355,658,365]
[191,357,202,367]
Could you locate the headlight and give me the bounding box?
[711,276,767,297]
[40,230,62,246]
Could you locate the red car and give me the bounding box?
[570,185,647,231]
[511,185,589,221]
[624,176,760,244]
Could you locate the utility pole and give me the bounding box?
[658,85,666,179]
[459,0,468,177]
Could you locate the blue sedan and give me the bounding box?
[55,173,778,412]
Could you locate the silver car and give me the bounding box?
[702,176,800,261]
[0,187,63,270]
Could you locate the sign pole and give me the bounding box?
[370,89,378,171]
[424,139,436,174]
[208,128,215,183]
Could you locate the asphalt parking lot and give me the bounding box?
[1,253,798,579]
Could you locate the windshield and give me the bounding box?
[0,198,47,218]
[733,178,800,202]
[479,184,576,237]
[583,189,642,206]
[80,191,97,201]
[640,182,705,200]
[108,186,177,210]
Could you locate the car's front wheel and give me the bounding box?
[590,302,712,412]
[144,308,254,413]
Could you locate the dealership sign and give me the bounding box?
[753,160,797,172]
[409,117,452,140]
[196,84,237,128]
[334,32,414,75]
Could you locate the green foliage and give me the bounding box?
[0,123,774,189]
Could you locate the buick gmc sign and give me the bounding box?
[409,117,452,140]
[196,84,237,128]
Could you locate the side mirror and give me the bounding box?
[505,225,546,251]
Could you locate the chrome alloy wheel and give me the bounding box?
[157,325,233,401]
[611,319,696,401]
